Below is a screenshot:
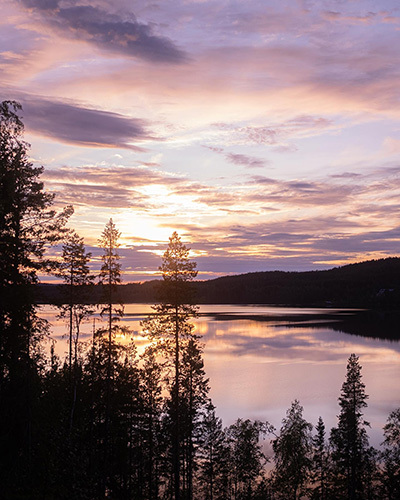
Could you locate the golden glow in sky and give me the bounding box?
[2,0,400,279]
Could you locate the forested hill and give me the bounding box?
[38,257,400,308]
[196,257,400,307]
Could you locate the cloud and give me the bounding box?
[20,97,153,149]
[239,126,279,145]
[321,10,396,26]
[245,176,358,207]
[52,182,148,209]
[204,146,269,168]
[226,153,267,169]
[44,164,186,187]
[21,0,187,63]
[43,164,189,208]
[330,172,362,179]
[211,115,336,150]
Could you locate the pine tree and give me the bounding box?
[329,354,370,500]
[57,231,94,371]
[98,218,125,353]
[142,231,198,500]
[272,400,313,500]
[97,218,129,497]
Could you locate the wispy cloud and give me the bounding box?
[211,115,336,150]
[21,0,187,63]
[204,146,269,168]
[43,164,188,207]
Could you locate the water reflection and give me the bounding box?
[39,304,400,449]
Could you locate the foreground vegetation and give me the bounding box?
[1,101,399,499]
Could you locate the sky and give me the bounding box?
[1,0,400,281]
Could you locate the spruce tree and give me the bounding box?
[180,338,210,499]
[329,354,370,500]
[311,417,329,500]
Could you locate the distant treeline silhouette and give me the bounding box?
[1,100,400,499]
[36,257,400,309]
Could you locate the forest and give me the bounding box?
[36,257,400,309]
[1,99,400,500]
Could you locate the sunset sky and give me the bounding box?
[2,0,400,280]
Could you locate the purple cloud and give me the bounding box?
[226,153,268,169]
[21,98,152,150]
[21,0,187,63]
[204,146,269,169]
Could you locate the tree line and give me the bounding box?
[1,100,399,499]
[35,257,400,310]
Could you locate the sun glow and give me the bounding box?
[116,213,175,246]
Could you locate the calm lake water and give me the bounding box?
[39,304,400,449]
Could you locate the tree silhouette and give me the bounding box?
[0,100,72,496]
[139,349,165,500]
[97,218,129,497]
[272,400,313,500]
[142,231,198,500]
[198,402,231,500]
[57,231,94,372]
[227,418,270,500]
[311,417,329,500]
[379,408,400,499]
[180,338,209,499]
[330,354,370,500]
[57,231,94,435]
[98,218,124,352]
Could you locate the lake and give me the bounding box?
[39,303,400,450]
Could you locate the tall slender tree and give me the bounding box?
[57,231,94,435]
[329,354,370,500]
[311,417,329,500]
[98,218,124,354]
[142,231,198,500]
[58,231,94,372]
[97,218,127,497]
[0,100,72,495]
